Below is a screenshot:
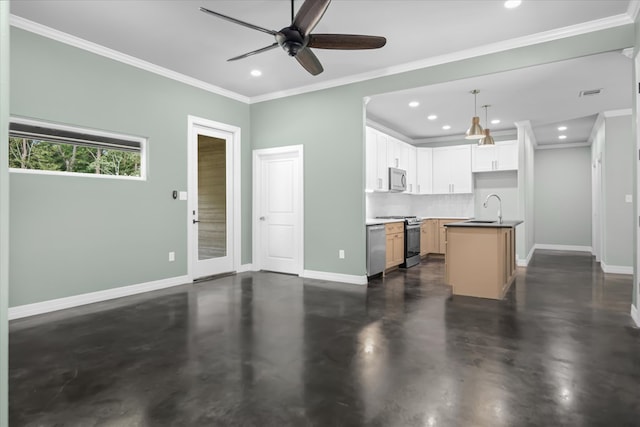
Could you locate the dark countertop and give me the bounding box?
[445,219,523,228]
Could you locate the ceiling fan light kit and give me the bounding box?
[465,90,485,140]
[200,0,386,76]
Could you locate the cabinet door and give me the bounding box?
[416,147,433,194]
[385,233,395,268]
[431,147,452,194]
[495,140,518,171]
[375,131,389,191]
[426,219,439,254]
[472,144,496,172]
[393,233,405,265]
[449,145,472,194]
[365,127,378,191]
[420,222,428,255]
[406,145,417,194]
[386,136,400,169]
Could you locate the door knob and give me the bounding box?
[259,216,266,221]
[192,219,200,224]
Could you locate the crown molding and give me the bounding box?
[11,11,634,106]
[588,113,605,146]
[413,128,516,145]
[603,108,633,117]
[627,0,640,22]
[249,13,634,104]
[535,142,590,150]
[515,120,538,149]
[10,15,250,104]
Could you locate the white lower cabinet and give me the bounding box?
[432,145,472,194]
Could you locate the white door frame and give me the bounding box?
[252,145,304,275]
[187,115,241,281]
[635,52,640,315]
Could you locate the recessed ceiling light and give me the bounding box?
[504,0,522,9]
[491,119,501,125]
[558,126,567,131]
[409,101,420,108]
[250,69,262,77]
[559,135,567,140]
[442,125,451,130]
[427,115,438,120]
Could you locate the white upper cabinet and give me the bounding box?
[387,136,410,170]
[471,140,518,172]
[406,145,417,194]
[365,127,389,192]
[416,147,433,195]
[432,145,473,194]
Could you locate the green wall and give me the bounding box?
[534,147,592,247]
[604,115,634,267]
[0,2,9,424]
[8,21,636,302]
[9,28,252,306]
[251,25,635,276]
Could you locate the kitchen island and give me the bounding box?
[444,220,523,300]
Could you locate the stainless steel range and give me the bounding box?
[376,216,421,268]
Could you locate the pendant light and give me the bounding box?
[479,105,495,146]
[465,89,484,140]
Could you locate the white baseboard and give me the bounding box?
[302,270,368,286]
[9,275,191,320]
[631,305,640,327]
[517,245,536,267]
[535,244,593,253]
[601,263,633,275]
[237,263,255,273]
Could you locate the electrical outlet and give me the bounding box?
[169,251,175,262]
[339,249,345,259]
[625,194,632,203]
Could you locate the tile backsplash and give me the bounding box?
[366,192,474,218]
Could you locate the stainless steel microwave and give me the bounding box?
[389,167,407,192]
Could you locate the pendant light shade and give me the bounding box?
[465,90,485,140]
[479,104,495,145]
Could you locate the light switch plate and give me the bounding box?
[625,194,632,203]
[179,191,188,201]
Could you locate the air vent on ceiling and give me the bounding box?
[579,88,602,97]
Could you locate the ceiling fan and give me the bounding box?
[200,0,387,76]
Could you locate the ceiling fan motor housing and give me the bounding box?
[277,27,307,56]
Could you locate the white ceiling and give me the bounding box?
[10,0,637,147]
[366,51,632,145]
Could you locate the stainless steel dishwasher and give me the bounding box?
[367,224,386,277]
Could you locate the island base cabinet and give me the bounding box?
[445,226,516,300]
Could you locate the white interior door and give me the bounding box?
[188,121,234,279]
[253,146,303,275]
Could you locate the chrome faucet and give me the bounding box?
[483,193,502,224]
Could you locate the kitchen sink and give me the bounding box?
[465,220,496,224]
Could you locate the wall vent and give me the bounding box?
[579,88,602,97]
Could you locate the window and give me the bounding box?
[8,117,146,179]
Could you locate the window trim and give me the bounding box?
[8,116,148,180]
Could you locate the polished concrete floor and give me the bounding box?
[9,250,640,426]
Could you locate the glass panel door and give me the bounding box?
[197,134,226,260]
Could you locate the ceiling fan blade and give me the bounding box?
[308,34,387,50]
[295,48,324,75]
[200,7,278,36]
[227,43,280,61]
[292,0,331,36]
